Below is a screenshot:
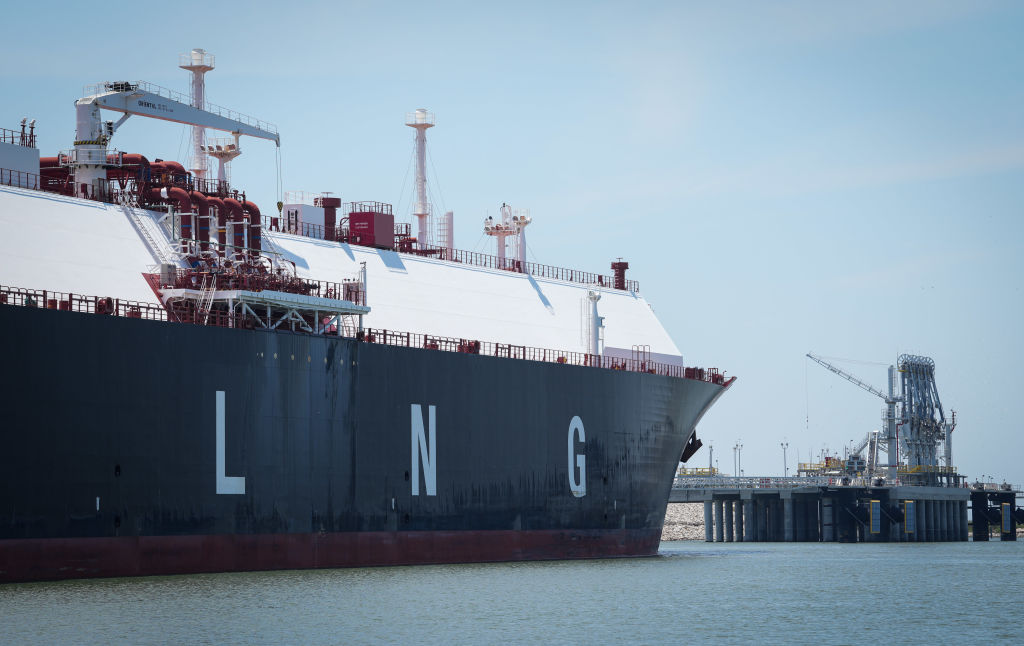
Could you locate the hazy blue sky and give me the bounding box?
[3,1,1022,484]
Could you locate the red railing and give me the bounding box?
[263,217,640,292]
[0,283,729,385]
[0,285,167,320]
[357,328,728,383]
[1,126,36,148]
[1,167,41,190]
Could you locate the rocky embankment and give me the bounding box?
[661,503,705,541]
[660,503,1024,541]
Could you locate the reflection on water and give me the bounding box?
[1,541,1021,645]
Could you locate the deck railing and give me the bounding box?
[0,167,41,190]
[263,216,640,292]
[0,126,36,148]
[0,285,167,320]
[160,269,365,306]
[0,283,728,385]
[357,327,709,379]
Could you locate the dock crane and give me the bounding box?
[68,80,279,198]
[806,353,901,481]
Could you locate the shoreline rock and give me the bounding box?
[661,503,705,541]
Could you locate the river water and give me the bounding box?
[2,540,1021,645]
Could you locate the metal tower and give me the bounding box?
[202,133,242,187]
[897,354,953,474]
[484,203,531,270]
[405,109,434,247]
[179,48,215,180]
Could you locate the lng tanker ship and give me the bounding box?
[0,54,732,583]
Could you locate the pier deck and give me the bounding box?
[670,476,1021,543]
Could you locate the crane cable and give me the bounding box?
[805,359,810,433]
[275,145,283,210]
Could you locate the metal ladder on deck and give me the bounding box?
[125,207,179,267]
[196,273,217,325]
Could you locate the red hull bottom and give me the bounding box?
[0,528,662,583]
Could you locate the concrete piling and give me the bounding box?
[703,501,713,542]
[724,500,734,542]
[734,499,744,542]
[714,500,725,543]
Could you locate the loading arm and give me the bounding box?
[805,353,897,404]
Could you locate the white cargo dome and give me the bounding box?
[0,186,684,364]
[266,230,684,364]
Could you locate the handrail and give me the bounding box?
[0,126,36,148]
[1,283,729,386]
[0,285,167,321]
[0,167,41,190]
[160,268,366,306]
[358,327,728,383]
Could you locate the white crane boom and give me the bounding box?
[80,80,279,143]
[70,80,279,196]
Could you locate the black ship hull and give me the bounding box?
[0,304,725,582]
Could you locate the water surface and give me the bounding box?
[2,540,1021,645]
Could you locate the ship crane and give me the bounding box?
[68,80,279,197]
[806,353,901,481]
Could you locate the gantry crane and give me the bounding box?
[68,80,279,197]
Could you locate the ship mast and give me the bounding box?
[179,49,215,181]
[405,109,434,249]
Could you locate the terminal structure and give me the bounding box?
[670,352,1022,543]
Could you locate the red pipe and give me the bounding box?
[223,197,245,257]
[106,153,150,167]
[106,153,151,182]
[149,160,188,187]
[190,191,210,252]
[243,200,262,260]
[147,187,193,240]
[206,196,226,254]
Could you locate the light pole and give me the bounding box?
[737,442,743,478]
[781,441,789,477]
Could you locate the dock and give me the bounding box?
[670,476,1022,543]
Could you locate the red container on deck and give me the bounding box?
[349,210,395,249]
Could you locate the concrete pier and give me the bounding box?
[673,480,978,543]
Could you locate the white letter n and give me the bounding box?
[411,404,437,496]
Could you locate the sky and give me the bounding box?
[3,1,1023,485]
